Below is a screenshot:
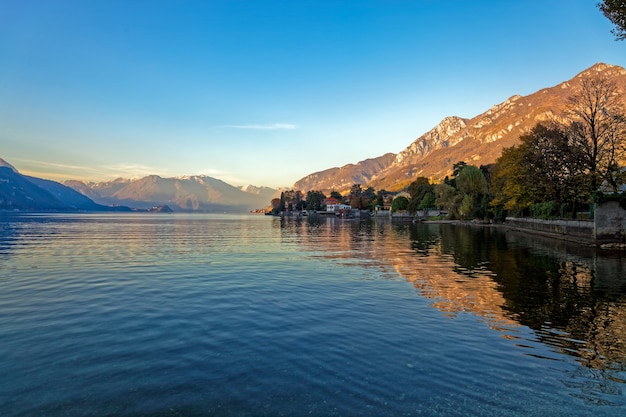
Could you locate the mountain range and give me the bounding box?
[3,63,625,212]
[294,62,626,193]
[62,176,276,212]
[0,157,276,212]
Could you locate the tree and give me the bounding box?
[391,196,409,212]
[349,184,364,209]
[407,177,434,214]
[282,190,303,211]
[567,74,626,192]
[599,0,626,41]
[452,161,467,177]
[270,197,281,215]
[362,187,377,210]
[329,190,343,200]
[434,183,457,212]
[456,165,487,196]
[491,123,590,217]
[455,165,489,219]
[491,144,531,215]
[418,192,436,217]
[305,190,326,211]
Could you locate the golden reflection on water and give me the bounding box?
[281,216,626,374]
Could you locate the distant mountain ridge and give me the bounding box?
[64,175,276,212]
[1,155,276,213]
[294,63,626,193]
[0,163,130,212]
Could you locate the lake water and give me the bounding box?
[0,213,625,416]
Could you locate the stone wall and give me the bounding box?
[504,217,594,241]
[505,200,626,244]
[594,200,626,243]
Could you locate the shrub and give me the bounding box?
[529,201,558,219]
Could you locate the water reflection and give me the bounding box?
[437,225,626,375]
[279,217,626,379]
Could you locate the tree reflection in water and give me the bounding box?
[280,216,626,378]
[410,223,626,375]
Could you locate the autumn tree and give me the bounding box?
[567,74,626,192]
[434,183,459,218]
[491,144,530,215]
[491,123,590,217]
[599,0,626,40]
[349,184,365,209]
[270,197,282,215]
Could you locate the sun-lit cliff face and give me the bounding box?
[295,63,626,193]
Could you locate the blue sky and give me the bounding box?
[1,0,625,188]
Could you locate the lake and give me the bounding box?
[0,213,625,416]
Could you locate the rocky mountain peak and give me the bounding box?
[394,116,469,166]
[578,62,626,78]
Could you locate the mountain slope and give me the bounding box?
[294,63,626,193]
[293,153,396,193]
[25,176,126,211]
[0,167,69,211]
[0,158,133,212]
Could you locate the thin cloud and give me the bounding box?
[222,123,296,130]
[100,163,169,179]
[12,158,92,172]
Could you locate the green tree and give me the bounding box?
[418,192,436,217]
[455,165,489,219]
[599,0,626,40]
[391,196,409,212]
[305,190,326,211]
[456,165,487,196]
[407,177,434,214]
[459,194,474,219]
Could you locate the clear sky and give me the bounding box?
[1,0,625,189]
